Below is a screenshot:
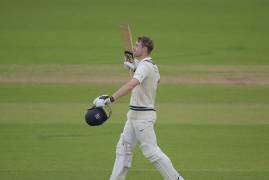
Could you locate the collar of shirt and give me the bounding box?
[137,57,152,65]
[140,57,152,62]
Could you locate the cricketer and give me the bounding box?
[93,36,184,180]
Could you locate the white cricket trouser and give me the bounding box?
[109,111,184,180]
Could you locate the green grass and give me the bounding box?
[0,124,268,179]
[1,84,269,104]
[1,0,269,179]
[0,84,269,179]
[0,0,269,64]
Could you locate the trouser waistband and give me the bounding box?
[129,105,156,111]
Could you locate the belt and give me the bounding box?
[129,105,156,111]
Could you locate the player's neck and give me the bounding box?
[136,54,150,61]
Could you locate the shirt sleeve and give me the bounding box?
[133,62,150,83]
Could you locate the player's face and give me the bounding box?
[133,41,147,58]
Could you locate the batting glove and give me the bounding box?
[124,51,134,62]
[124,59,139,72]
[93,95,115,107]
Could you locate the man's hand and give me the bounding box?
[93,95,115,107]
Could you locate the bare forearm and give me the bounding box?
[112,84,132,100]
[112,78,140,101]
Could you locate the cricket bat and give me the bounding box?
[120,24,134,63]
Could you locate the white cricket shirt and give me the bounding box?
[129,57,160,114]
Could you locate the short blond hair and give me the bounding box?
[137,36,154,54]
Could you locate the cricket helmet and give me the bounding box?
[85,105,112,126]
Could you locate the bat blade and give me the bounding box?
[120,24,133,53]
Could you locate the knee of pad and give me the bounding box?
[115,134,134,155]
[140,143,161,162]
[115,135,134,168]
[116,136,125,156]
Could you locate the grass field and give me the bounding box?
[1,0,269,179]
